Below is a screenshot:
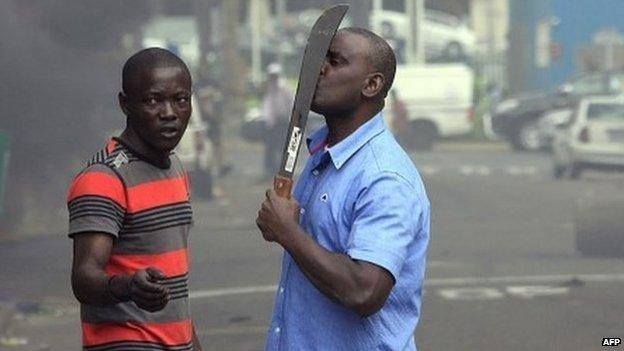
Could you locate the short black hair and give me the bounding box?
[340,27,397,98]
[122,47,191,95]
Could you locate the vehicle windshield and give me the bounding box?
[587,102,624,120]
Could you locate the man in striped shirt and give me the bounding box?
[68,48,203,350]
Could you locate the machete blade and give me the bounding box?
[277,4,348,183]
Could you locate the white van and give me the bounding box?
[387,63,474,149]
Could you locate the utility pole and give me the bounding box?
[221,0,246,118]
[276,0,286,67]
[250,0,262,84]
[407,0,425,64]
[193,0,213,72]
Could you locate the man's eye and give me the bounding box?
[146,98,158,105]
[178,97,189,103]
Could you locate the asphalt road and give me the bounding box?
[2,141,623,351]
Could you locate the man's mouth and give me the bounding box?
[160,127,179,139]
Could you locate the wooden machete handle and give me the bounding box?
[274,175,293,199]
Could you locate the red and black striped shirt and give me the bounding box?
[68,138,194,351]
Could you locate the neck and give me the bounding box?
[119,127,169,166]
[324,103,382,147]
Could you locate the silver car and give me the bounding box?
[552,96,624,179]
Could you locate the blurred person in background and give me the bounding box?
[256,28,430,351]
[67,48,203,351]
[197,71,232,179]
[260,63,293,181]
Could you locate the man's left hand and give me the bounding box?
[256,189,300,244]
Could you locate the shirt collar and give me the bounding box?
[306,111,386,169]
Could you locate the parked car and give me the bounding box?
[491,71,624,151]
[370,2,476,61]
[552,96,624,179]
[287,3,476,62]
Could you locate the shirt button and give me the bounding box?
[279,287,284,293]
[312,169,319,176]
[275,327,281,333]
[299,208,305,215]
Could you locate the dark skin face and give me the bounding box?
[310,30,386,145]
[118,65,192,164]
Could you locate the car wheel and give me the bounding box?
[407,121,437,151]
[512,120,543,151]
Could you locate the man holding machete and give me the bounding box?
[256,23,431,351]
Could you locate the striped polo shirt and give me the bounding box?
[67,138,194,351]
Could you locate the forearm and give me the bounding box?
[279,224,372,312]
[72,267,131,306]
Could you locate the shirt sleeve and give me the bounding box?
[67,165,127,238]
[346,172,428,281]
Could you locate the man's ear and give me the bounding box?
[362,72,385,99]
[118,92,130,117]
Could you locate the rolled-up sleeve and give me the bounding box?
[346,172,425,281]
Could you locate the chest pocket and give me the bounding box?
[307,186,351,252]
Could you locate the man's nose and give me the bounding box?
[160,101,177,120]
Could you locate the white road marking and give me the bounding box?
[506,166,538,175]
[459,165,492,176]
[505,285,570,299]
[438,285,571,301]
[189,273,624,300]
[438,287,505,300]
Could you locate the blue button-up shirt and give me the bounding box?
[265,112,430,351]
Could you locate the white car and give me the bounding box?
[370,2,476,60]
[284,4,475,61]
[552,96,624,179]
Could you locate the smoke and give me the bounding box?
[0,1,149,233]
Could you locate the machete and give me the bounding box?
[273,4,349,198]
